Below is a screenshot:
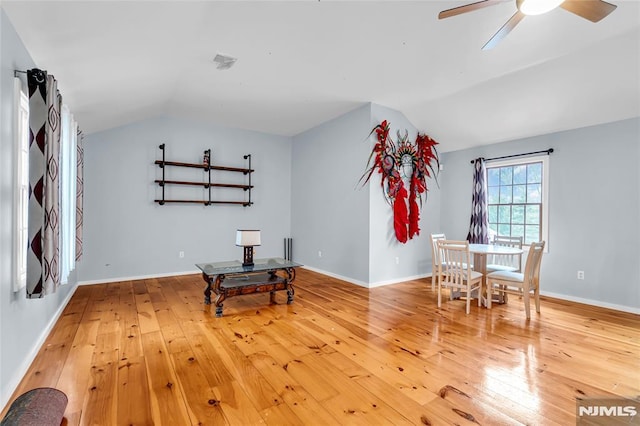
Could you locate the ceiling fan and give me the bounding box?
[438,0,617,50]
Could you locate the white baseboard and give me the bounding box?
[301,266,429,289]
[301,268,638,314]
[369,273,430,288]
[301,266,370,288]
[78,269,200,286]
[541,290,640,315]
[77,269,638,315]
[1,283,78,411]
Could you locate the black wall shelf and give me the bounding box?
[154,144,253,206]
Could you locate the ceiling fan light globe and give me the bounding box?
[516,0,565,15]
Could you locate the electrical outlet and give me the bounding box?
[318,250,322,258]
[395,257,400,265]
[577,270,584,280]
[179,251,185,258]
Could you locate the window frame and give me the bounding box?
[486,154,549,250]
[60,104,78,285]
[13,77,30,292]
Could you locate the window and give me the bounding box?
[60,104,78,284]
[486,155,549,246]
[13,77,29,292]
[14,77,80,289]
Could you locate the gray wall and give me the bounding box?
[78,116,292,282]
[439,118,640,311]
[290,103,442,286]
[0,9,78,408]
[368,104,442,285]
[291,104,372,283]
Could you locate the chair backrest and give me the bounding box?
[437,240,472,286]
[493,235,523,248]
[492,235,523,270]
[523,241,545,290]
[430,233,446,269]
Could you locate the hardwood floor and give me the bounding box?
[3,268,639,425]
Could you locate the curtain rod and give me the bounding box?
[470,148,553,164]
[14,68,46,77]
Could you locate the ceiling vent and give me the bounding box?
[213,54,237,70]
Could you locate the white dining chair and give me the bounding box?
[486,241,545,319]
[437,240,483,314]
[430,233,446,291]
[486,235,523,273]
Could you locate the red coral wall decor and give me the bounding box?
[360,120,440,243]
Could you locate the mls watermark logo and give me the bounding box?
[577,397,640,425]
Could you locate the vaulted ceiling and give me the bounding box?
[3,1,639,152]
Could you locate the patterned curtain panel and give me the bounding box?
[76,131,84,261]
[466,158,489,244]
[26,70,47,297]
[26,69,62,298]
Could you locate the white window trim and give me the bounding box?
[486,154,549,252]
[13,77,29,292]
[60,104,78,285]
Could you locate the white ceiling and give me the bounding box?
[3,0,639,152]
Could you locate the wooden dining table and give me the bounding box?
[469,243,524,306]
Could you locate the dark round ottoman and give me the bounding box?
[1,388,67,426]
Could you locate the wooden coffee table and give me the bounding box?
[196,257,302,317]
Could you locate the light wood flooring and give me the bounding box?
[2,268,639,425]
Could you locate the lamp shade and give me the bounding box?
[236,230,261,247]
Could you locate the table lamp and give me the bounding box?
[236,229,261,267]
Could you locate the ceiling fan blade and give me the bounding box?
[482,11,526,50]
[559,0,617,23]
[439,0,504,19]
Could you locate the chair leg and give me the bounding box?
[534,288,540,314]
[477,281,482,307]
[486,281,492,309]
[465,288,471,314]
[523,291,531,320]
[437,283,442,308]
